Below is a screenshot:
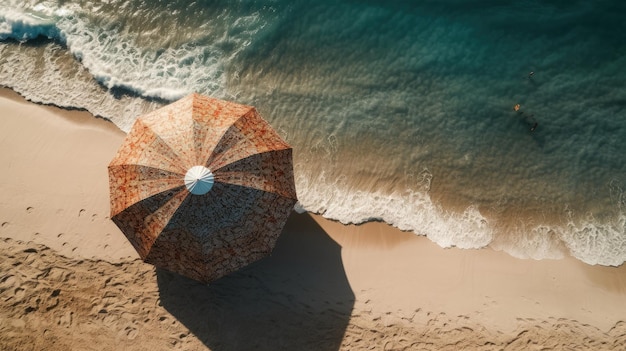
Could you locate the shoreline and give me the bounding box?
[1,87,625,349]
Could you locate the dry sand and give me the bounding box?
[1,87,625,350]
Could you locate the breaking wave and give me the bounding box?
[0,1,265,101]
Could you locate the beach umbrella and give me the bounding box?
[108,93,297,283]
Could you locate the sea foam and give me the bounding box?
[0,9,60,41]
[0,3,263,102]
[295,172,626,266]
[0,41,159,131]
[562,214,626,266]
[294,169,494,250]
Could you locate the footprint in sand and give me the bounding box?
[14,287,26,302]
[1,221,9,228]
[26,207,34,214]
[78,209,85,217]
[58,311,73,328]
[0,275,17,289]
[46,267,71,282]
[126,327,139,340]
[118,325,139,340]
[45,296,60,311]
[91,214,98,222]
[103,314,118,327]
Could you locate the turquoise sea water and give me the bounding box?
[1,0,625,265]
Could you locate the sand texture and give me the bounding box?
[2,235,625,351]
[1,88,626,350]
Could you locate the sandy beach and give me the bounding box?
[1,87,625,350]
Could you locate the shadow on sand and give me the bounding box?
[156,212,355,351]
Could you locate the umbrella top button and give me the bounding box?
[184,165,215,195]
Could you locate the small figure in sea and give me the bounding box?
[528,71,534,79]
[514,103,521,111]
[530,122,538,132]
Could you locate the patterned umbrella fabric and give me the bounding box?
[108,94,297,283]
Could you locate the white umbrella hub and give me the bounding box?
[184,165,215,195]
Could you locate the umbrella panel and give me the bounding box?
[113,182,296,282]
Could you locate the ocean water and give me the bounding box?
[1,0,625,265]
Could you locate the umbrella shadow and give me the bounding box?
[156,212,355,351]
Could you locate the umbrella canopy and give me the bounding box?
[108,93,297,283]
